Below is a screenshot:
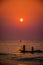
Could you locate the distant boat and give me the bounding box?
[19,45,43,54]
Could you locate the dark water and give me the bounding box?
[0,59,43,65]
[0,41,43,65]
[0,62,43,65]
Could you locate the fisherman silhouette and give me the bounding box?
[22,45,25,52]
[31,46,34,54]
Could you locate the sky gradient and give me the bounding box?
[0,0,43,41]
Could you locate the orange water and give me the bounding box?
[0,40,43,57]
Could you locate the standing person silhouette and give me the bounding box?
[23,45,25,51]
[32,46,34,54]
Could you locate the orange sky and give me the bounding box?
[1,0,42,22]
[0,0,43,40]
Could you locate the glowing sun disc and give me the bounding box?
[20,18,23,22]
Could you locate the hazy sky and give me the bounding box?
[0,0,43,41]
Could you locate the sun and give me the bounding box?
[20,18,24,22]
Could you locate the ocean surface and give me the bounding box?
[0,40,43,65]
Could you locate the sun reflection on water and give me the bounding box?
[18,63,26,65]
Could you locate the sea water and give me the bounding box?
[0,40,43,65]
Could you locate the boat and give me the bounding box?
[19,45,43,54]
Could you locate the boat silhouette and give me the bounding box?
[19,45,43,54]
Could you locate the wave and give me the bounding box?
[0,53,43,62]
